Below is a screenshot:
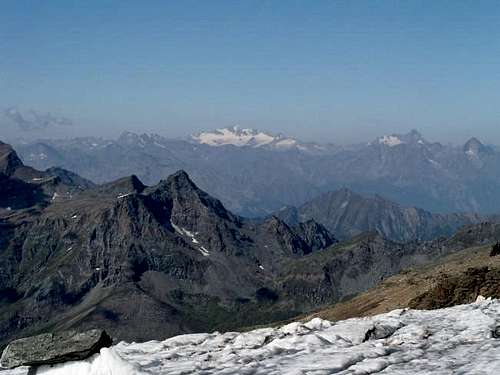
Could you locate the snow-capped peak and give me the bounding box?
[375,130,426,147]
[378,135,403,147]
[191,126,300,149]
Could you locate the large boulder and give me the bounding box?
[0,329,113,369]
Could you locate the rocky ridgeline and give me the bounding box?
[2,139,500,350]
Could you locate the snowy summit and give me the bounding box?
[6,298,500,374]
[191,126,305,150]
[375,130,427,147]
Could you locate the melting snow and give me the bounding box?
[8,299,500,374]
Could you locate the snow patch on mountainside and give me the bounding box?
[6,299,500,374]
[171,222,209,256]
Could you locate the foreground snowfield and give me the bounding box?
[5,298,500,374]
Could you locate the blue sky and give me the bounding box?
[1,0,500,144]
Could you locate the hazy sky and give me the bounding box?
[2,1,500,144]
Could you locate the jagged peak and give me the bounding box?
[147,170,233,222]
[166,170,195,187]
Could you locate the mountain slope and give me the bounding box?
[306,222,500,322]
[275,188,484,242]
[0,154,340,346]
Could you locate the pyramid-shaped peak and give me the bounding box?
[464,137,484,148]
[166,170,196,188]
[464,137,488,158]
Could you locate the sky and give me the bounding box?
[1,0,500,144]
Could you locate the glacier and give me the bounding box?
[4,298,500,374]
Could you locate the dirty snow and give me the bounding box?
[5,299,500,374]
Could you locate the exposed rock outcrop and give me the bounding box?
[1,329,112,369]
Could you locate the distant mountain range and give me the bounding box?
[274,188,485,243]
[1,140,489,348]
[13,128,500,218]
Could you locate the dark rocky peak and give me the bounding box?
[264,215,291,232]
[166,170,199,192]
[143,171,241,255]
[0,141,23,176]
[262,216,313,256]
[294,219,338,252]
[148,170,234,223]
[91,175,145,198]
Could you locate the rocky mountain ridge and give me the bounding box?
[275,188,484,242]
[1,140,488,349]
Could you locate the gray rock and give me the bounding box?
[0,329,112,369]
[363,323,404,342]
